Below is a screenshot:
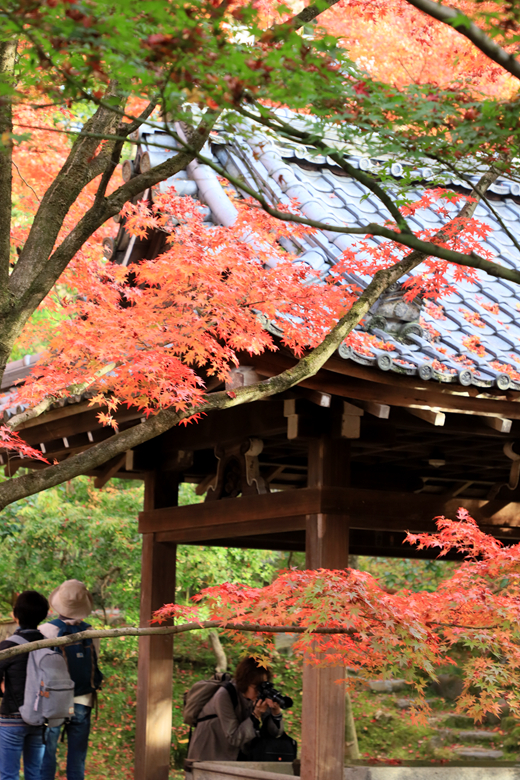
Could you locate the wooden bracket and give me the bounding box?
[295,388,331,408]
[94,453,127,489]
[483,417,512,434]
[283,399,329,440]
[359,401,390,419]
[408,408,445,426]
[206,438,268,501]
[341,401,364,439]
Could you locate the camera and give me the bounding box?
[257,680,293,710]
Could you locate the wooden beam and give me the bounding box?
[408,408,445,426]
[18,404,143,445]
[250,353,520,420]
[94,453,127,489]
[140,487,331,534]
[326,353,520,399]
[140,486,520,542]
[143,399,287,455]
[125,449,134,471]
[197,522,520,555]
[296,388,332,408]
[156,514,306,543]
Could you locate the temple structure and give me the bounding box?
[3,116,520,779]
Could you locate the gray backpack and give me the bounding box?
[9,635,75,727]
[183,672,234,727]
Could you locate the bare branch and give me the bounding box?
[0,622,355,662]
[239,104,412,233]
[94,100,157,204]
[286,0,343,30]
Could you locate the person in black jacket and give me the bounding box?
[0,590,49,780]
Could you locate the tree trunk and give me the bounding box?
[346,556,360,760]
[0,38,16,375]
[209,630,227,673]
[345,686,360,760]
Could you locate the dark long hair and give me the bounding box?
[234,656,272,694]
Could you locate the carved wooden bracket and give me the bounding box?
[205,438,268,501]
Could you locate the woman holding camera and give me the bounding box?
[187,656,284,763]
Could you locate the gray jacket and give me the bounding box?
[187,682,284,763]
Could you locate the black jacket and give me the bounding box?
[0,627,44,716]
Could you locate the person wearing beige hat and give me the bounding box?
[39,581,103,780]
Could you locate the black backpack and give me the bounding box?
[51,619,103,696]
[246,733,298,763]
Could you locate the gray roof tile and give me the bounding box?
[130,124,520,393]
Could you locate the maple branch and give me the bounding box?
[427,153,520,258]
[0,248,425,509]
[8,81,124,304]
[94,100,157,204]
[286,0,343,30]
[403,0,520,81]
[2,109,216,384]
[0,617,502,662]
[0,168,499,508]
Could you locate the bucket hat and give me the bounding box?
[49,579,93,620]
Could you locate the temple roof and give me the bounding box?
[115,118,520,394]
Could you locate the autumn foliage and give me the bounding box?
[1,184,487,453]
[154,511,520,722]
[319,0,518,97]
[1,0,520,507]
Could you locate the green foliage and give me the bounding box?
[3,0,520,184]
[0,476,143,619]
[0,477,292,621]
[357,557,457,593]
[175,544,286,602]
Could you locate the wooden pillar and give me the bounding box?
[135,473,178,780]
[301,438,350,780]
